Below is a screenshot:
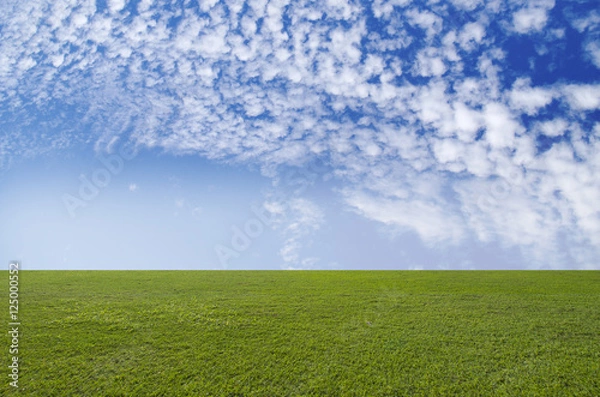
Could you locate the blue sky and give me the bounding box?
[0,0,598,269]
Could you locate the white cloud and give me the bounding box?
[538,143,600,246]
[415,47,446,77]
[406,8,443,40]
[458,22,486,51]
[453,102,483,142]
[371,0,411,19]
[451,0,482,11]
[563,84,600,110]
[432,138,465,164]
[17,57,37,71]
[108,0,126,14]
[455,177,568,268]
[536,119,568,137]
[413,81,453,128]
[344,189,466,245]
[483,103,521,149]
[584,41,600,69]
[200,0,221,13]
[512,6,552,34]
[463,141,493,178]
[275,197,325,268]
[509,78,554,115]
[569,10,600,33]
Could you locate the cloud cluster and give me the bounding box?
[1,0,599,268]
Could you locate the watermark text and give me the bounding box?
[8,261,20,388]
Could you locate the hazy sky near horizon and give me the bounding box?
[1,0,599,270]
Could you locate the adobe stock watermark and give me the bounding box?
[214,162,327,268]
[213,203,280,268]
[8,261,20,389]
[476,169,525,211]
[62,145,137,218]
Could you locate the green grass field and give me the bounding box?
[5,271,600,396]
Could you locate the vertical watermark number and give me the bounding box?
[8,261,20,388]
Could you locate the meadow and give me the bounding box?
[4,271,599,396]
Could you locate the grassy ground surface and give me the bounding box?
[3,271,600,396]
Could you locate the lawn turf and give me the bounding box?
[4,271,600,396]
